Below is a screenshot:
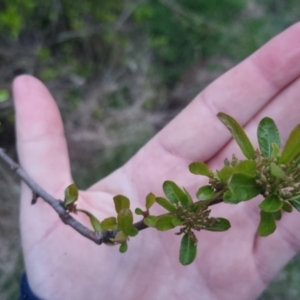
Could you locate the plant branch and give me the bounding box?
[0,148,225,246]
[0,148,105,244]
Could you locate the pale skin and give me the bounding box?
[14,23,300,300]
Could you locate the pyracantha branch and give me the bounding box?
[0,148,222,242]
[0,147,111,244]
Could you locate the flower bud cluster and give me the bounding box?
[175,204,217,243]
[254,150,300,200]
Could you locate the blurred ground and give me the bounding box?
[1,0,300,299]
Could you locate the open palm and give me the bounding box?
[15,23,300,300]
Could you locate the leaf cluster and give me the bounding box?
[62,112,300,266]
[216,113,300,236]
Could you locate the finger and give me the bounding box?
[13,75,72,192]
[13,75,73,250]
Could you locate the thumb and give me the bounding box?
[13,75,72,247]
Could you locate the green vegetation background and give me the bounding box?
[0,0,300,298]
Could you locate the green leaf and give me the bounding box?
[227,173,261,201]
[259,195,283,212]
[117,208,133,235]
[77,209,103,231]
[234,160,256,177]
[172,217,184,227]
[101,217,117,230]
[218,166,234,183]
[0,89,9,103]
[179,233,197,265]
[156,197,177,213]
[257,117,281,157]
[146,193,156,210]
[155,215,175,231]
[289,199,300,212]
[279,124,300,164]
[163,181,189,208]
[64,183,79,206]
[183,187,194,204]
[270,163,286,179]
[114,231,127,243]
[224,190,241,204]
[282,201,293,213]
[135,208,143,215]
[143,216,158,227]
[272,211,282,221]
[205,218,231,231]
[271,142,281,159]
[196,185,215,200]
[113,195,130,213]
[128,227,139,237]
[119,242,128,253]
[217,112,255,159]
[258,211,276,236]
[189,162,211,177]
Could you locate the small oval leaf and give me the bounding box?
[234,160,256,177]
[258,211,276,236]
[282,201,293,213]
[217,112,255,159]
[143,215,158,227]
[271,142,281,159]
[77,209,103,231]
[272,210,282,221]
[156,197,177,213]
[64,183,79,206]
[224,190,241,204]
[289,199,300,212]
[146,193,156,210]
[155,215,175,231]
[257,117,281,157]
[259,195,283,212]
[113,195,130,213]
[163,181,189,207]
[189,162,211,177]
[117,208,133,235]
[183,187,194,204]
[128,227,139,237]
[179,233,197,265]
[101,217,117,230]
[205,218,231,232]
[270,163,286,179]
[196,185,215,200]
[172,217,184,227]
[135,207,144,215]
[218,166,234,183]
[279,123,300,164]
[114,231,128,243]
[119,242,128,253]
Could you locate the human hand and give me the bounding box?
[14,23,300,300]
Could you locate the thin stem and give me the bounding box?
[0,148,225,246]
[0,148,104,244]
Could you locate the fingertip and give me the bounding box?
[13,75,48,103]
[13,74,65,142]
[13,74,35,94]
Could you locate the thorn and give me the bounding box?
[31,192,39,205]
